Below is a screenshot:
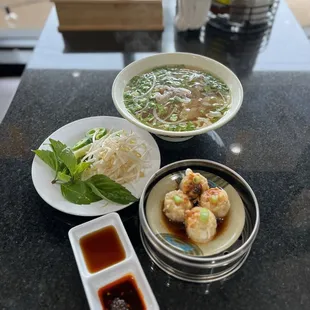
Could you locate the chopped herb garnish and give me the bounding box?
[123,65,230,132]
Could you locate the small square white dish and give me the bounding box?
[68,212,159,310]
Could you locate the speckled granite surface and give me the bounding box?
[1,69,310,310]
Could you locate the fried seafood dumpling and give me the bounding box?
[179,168,209,199]
[200,187,230,218]
[163,190,193,222]
[185,207,217,243]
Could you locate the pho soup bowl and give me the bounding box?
[139,159,259,283]
[112,53,243,142]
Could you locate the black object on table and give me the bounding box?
[1,1,310,309]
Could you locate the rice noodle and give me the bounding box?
[216,91,229,112]
[153,108,186,125]
[135,73,156,99]
[81,130,150,184]
[136,101,151,114]
[124,66,230,132]
[163,107,177,121]
[209,111,222,117]
[197,117,212,125]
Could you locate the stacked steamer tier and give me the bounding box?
[139,159,259,283]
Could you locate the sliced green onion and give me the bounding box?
[211,195,218,204]
[170,114,178,122]
[200,208,209,222]
[173,195,183,204]
[193,176,200,184]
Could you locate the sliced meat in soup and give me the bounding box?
[123,66,231,132]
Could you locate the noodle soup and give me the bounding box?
[123,66,231,132]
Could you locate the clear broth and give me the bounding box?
[124,65,231,132]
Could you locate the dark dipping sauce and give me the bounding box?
[98,274,146,310]
[161,205,230,242]
[80,225,125,273]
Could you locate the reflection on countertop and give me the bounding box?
[29,1,310,73]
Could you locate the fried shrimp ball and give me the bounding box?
[200,187,230,218]
[180,168,209,199]
[163,190,193,222]
[185,207,217,243]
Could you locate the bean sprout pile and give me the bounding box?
[76,129,151,184]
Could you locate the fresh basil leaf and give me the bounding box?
[33,149,57,171]
[61,181,101,205]
[57,171,71,183]
[58,147,77,175]
[86,182,107,199]
[49,139,77,175]
[60,166,70,174]
[87,175,137,204]
[49,139,66,156]
[74,162,91,180]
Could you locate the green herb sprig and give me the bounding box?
[33,139,137,205]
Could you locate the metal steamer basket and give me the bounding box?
[139,160,260,283]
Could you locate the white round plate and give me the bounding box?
[32,116,161,216]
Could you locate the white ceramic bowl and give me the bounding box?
[112,52,243,142]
